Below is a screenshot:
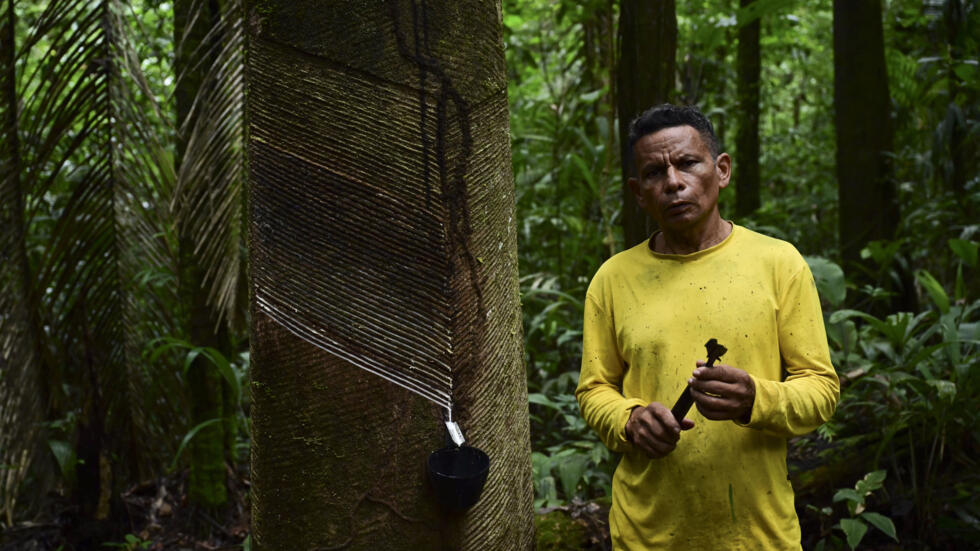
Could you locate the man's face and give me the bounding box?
[627,125,731,235]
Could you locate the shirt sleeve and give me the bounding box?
[576,292,648,453]
[738,261,840,436]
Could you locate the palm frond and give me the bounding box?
[173,0,245,331]
[11,0,184,496]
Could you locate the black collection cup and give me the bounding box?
[427,445,490,511]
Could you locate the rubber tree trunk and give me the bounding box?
[735,0,761,218]
[244,1,534,549]
[617,0,677,248]
[174,0,232,509]
[832,0,897,288]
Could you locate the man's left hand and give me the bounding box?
[689,361,755,423]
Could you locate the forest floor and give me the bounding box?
[0,436,844,551]
[0,466,251,551]
[0,438,835,551]
[0,464,612,551]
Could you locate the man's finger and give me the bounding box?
[629,403,688,458]
[691,388,734,409]
[693,364,742,383]
[690,380,749,401]
[630,407,676,445]
[639,412,680,443]
[650,403,683,434]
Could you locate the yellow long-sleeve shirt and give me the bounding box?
[576,224,839,550]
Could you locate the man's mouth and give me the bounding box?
[664,201,692,214]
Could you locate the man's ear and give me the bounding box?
[715,153,732,189]
[627,177,647,208]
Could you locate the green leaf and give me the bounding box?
[531,451,553,478]
[538,475,558,505]
[48,440,75,479]
[805,256,847,307]
[569,154,597,196]
[558,453,589,500]
[955,263,965,301]
[948,239,978,267]
[861,511,898,542]
[183,347,203,376]
[169,418,223,472]
[916,269,949,314]
[503,14,523,29]
[589,444,608,466]
[528,393,561,410]
[579,89,601,103]
[833,488,864,504]
[927,379,956,402]
[828,309,874,325]
[839,518,868,550]
[858,470,887,491]
[145,336,190,365]
[952,62,978,84]
[200,347,241,406]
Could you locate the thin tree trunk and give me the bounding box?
[597,0,618,258]
[245,1,533,549]
[832,0,898,293]
[735,0,761,217]
[174,0,231,509]
[0,0,45,523]
[943,0,971,202]
[617,0,677,248]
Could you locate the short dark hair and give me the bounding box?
[627,104,721,158]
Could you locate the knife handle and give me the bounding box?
[670,386,694,423]
[670,354,720,422]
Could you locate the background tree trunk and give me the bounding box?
[0,0,45,524]
[617,0,677,248]
[582,0,619,258]
[245,1,534,549]
[735,0,761,217]
[943,0,974,205]
[174,0,232,509]
[832,0,898,291]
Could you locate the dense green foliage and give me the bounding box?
[1,0,978,549]
[505,0,979,549]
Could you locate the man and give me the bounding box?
[576,104,839,550]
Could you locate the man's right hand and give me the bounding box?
[625,402,695,459]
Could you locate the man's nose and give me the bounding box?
[664,165,683,192]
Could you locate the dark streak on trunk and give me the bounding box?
[617,0,677,248]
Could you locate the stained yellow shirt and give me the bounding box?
[576,224,839,550]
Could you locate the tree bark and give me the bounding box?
[735,0,761,217]
[617,0,677,248]
[0,0,45,524]
[943,0,973,202]
[245,1,534,549]
[832,0,897,287]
